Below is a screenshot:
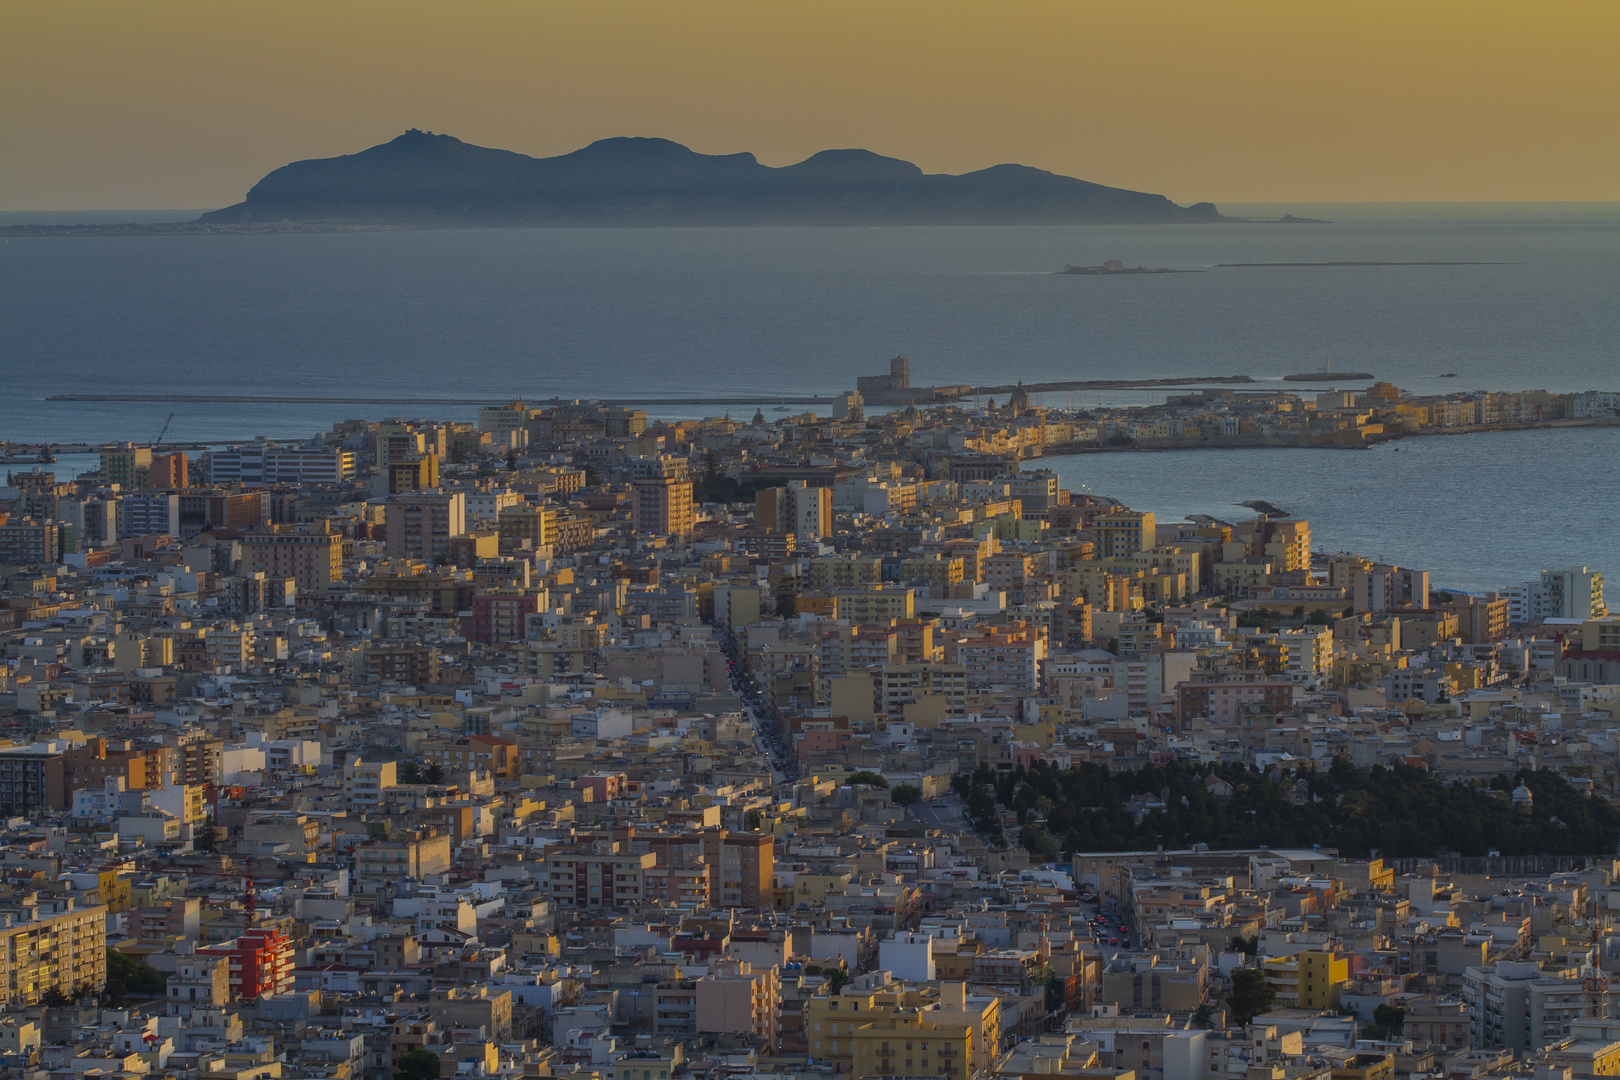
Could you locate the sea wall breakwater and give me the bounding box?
[15,380,1620,465]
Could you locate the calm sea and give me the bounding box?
[1045,428,1617,596]
[1,203,1617,590]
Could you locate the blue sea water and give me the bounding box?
[0,203,1617,589]
[1044,428,1619,595]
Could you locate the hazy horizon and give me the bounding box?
[5,200,1620,222]
[3,0,1617,211]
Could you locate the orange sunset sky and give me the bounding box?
[2,0,1617,210]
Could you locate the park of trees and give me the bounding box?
[951,757,1620,860]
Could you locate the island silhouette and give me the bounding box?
[198,129,1229,228]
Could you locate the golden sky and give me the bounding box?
[3,0,1617,209]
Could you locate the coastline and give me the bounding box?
[1,218,1239,238]
[9,412,1616,464]
[44,375,1257,408]
[1038,415,1620,457]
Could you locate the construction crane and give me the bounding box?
[1585,918,1610,1018]
[153,412,174,448]
[243,855,256,930]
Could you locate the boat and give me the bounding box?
[772,406,791,412]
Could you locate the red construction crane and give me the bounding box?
[243,856,256,929]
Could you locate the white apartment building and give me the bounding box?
[209,442,354,485]
[1462,960,1595,1053]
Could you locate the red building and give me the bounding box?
[469,590,545,644]
[794,728,855,763]
[199,927,294,1000]
[575,773,624,803]
[670,932,728,960]
[207,492,269,531]
[1174,679,1295,725]
[149,452,188,489]
[644,861,711,906]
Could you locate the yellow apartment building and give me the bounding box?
[498,505,556,551]
[850,1010,983,1080]
[1261,949,1349,1010]
[807,556,884,590]
[239,521,345,592]
[806,983,931,1071]
[834,585,915,622]
[806,982,997,1075]
[0,905,107,1005]
[632,477,694,537]
[1094,510,1156,558]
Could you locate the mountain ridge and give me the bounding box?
[198,130,1226,226]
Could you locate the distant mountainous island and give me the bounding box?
[195,130,1227,228]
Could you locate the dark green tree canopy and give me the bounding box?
[396,1050,441,1080]
[954,757,1618,859]
[1227,967,1276,1025]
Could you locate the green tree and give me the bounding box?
[1020,822,1058,861]
[805,965,849,993]
[1370,1003,1406,1037]
[1229,935,1259,956]
[40,987,72,1008]
[194,815,218,852]
[1044,970,1068,1012]
[398,760,425,785]
[966,783,996,827]
[1226,967,1276,1025]
[744,809,763,830]
[985,758,1620,861]
[847,771,888,788]
[423,762,445,785]
[891,784,922,807]
[106,948,166,1000]
[396,1050,442,1080]
[774,593,797,619]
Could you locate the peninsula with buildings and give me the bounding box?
[0,359,1619,1080]
[40,359,1609,458]
[1059,261,1203,275]
[1282,371,1376,382]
